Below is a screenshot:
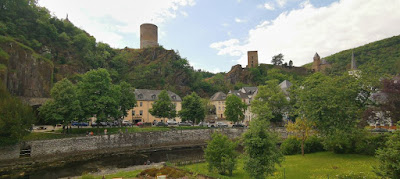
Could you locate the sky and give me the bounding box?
[38,0,400,73]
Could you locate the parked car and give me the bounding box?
[167,120,178,126]
[136,122,143,126]
[232,123,246,128]
[178,121,192,126]
[216,122,228,128]
[198,122,209,127]
[107,121,119,127]
[91,122,107,127]
[156,121,168,127]
[72,121,89,126]
[208,122,216,128]
[122,120,132,126]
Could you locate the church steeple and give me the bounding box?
[351,51,357,70]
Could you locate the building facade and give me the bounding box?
[311,52,331,72]
[210,92,227,119]
[124,89,182,123]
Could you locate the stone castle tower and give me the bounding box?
[311,52,331,72]
[140,23,159,49]
[247,51,258,68]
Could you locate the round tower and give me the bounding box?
[140,23,158,49]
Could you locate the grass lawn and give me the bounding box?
[22,126,208,142]
[179,152,379,179]
[80,170,142,179]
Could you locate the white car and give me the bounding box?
[167,120,178,125]
[216,122,228,128]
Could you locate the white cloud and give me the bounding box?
[235,18,247,23]
[264,2,275,10]
[38,0,195,48]
[276,0,287,7]
[210,39,244,56]
[210,0,400,66]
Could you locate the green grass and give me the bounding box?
[22,126,209,141]
[80,170,142,179]
[179,152,379,179]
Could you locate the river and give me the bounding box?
[17,146,204,179]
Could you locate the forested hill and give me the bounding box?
[321,35,400,75]
[0,0,217,98]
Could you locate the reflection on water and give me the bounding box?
[19,146,204,179]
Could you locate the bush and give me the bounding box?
[355,133,388,155]
[304,135,325,153]
[280,137,301,155]
[375,130,400,178]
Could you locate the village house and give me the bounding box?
[124,89,182,124]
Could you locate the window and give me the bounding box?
[139,110,143,116]
[172,95,176,100]
[132,110,135,115]
[140,102,143,107]
[151,94,156,99]
[138,94,143,99]
[218,106,221,110]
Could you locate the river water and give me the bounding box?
[18,146,204,179]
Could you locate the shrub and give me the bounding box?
[355,133,388,155]
[304,135,325,153]
[280,137,301,155]
[375,130,400,178]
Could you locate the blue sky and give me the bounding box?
[39,0,400,73]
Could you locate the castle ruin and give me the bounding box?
[140,23,159,49]
[247,51,259,68]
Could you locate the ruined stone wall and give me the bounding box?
[0,128,246,161]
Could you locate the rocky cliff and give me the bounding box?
[0,36,53,105]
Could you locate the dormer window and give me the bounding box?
[171,95,176,100]
[151,94,156,99]
[138,94,143,99]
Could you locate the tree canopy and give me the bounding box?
[149,90,177,120]
[271,53,284,66]
[224,95,247,123]
[179,92,205,124]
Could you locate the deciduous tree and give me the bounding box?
[271,53,284,66]
[286,117,315,156]
[243,118,283,179]
[149,90,177,121]
[224,95,246,124]
[179,92,205,124]
[204,132,238,176]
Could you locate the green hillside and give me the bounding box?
[324,35,400,75]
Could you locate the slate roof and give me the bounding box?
[135,89,181,102]
[210,92,227,101]
[279,80,292,90]
[229,87,258,100]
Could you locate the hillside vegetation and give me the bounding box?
[324,35,400,75]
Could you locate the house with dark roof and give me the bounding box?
[210,92,227,119]
[123,89,182,123]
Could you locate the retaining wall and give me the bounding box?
[0,128,246,161]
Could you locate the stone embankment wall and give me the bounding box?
[0,128,248,161]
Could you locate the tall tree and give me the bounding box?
[114,81,136,125]
[179,92,205,124]
[243,118,283,179]
[271,53,284,66]
[149,90,177,121]
[224,95,246,124]
[77,68,119,124]
[39,78,82,129]
[295,73,364,150]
